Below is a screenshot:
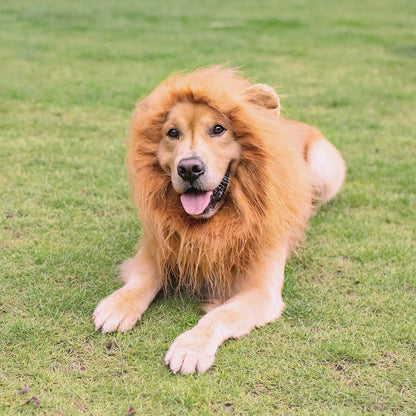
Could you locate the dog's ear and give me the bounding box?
[244,84,280,118]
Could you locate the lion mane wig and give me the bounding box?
[127,67,312,298]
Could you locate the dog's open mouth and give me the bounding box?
[180,167,230,216]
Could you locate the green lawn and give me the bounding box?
[1,0,415,414]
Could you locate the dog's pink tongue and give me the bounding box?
[180,191,213,215]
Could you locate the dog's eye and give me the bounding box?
[212,124,226,136]
[167,128,180,139]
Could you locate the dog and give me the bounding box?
[93,67,346,374]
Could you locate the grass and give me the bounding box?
[1,0,415,414]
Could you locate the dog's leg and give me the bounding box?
[165,245,287,374]
[93,247,162,333]
[308,138,346,204]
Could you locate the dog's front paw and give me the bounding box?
[93,287,142,333]
[165,327,221,375]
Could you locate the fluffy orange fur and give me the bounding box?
[127,67,313,298]
[94,66,346,374]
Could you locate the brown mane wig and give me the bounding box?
[127,67,312,298]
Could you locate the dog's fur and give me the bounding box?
[93,67,346,374]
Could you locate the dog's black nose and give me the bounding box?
[177,157,206,183]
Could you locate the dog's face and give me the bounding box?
[158,102,241,218]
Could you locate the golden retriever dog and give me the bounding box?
[93,67,346,374]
